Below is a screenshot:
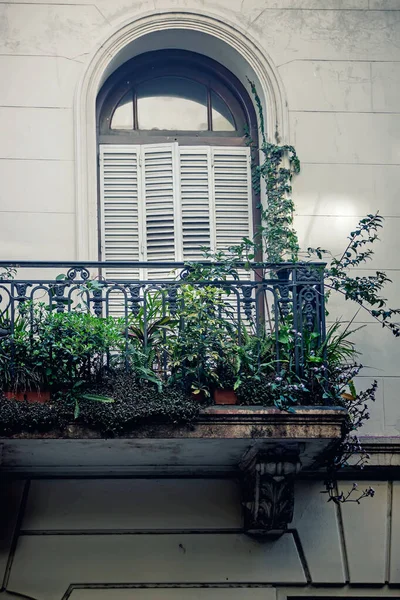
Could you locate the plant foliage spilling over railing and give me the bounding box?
[0,260,329,410]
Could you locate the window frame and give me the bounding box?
[96,49,260,263]
[97,50,259,146]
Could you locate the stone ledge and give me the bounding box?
[0,406,346,477]
[0,406,347,440]
[198,405,347,439]
[350,435,400,468]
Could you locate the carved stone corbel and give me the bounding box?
[240,446,302,538]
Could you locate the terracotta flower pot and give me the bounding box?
[191,390,206,403]
[214,389,238,405]
[4,389,51,403]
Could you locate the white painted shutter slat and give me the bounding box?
[212,147,252,254]
[99,145,143,316]
[179,147,213,261]
[211,146,253,325]
[99,145,141,282]
[141,144,179,279]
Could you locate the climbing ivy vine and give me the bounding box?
[247,79,400,337]
[245,81,399,503]
[248,80,300,263]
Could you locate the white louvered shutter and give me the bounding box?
[211,146,252,254]
[141,144,180,279]
[99,145,142,316]
[99,145,141,281]
[178,146,252,261]
[100,144,252,286]
[211,146,253,324]
[178,146,253,324]
[179,147,213,261]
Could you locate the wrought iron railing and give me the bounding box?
[0,261,327,397]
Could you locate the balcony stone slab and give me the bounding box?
[0,406,346,477]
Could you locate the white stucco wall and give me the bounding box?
[1,6,400,596]
[0,2,399,426]
[1,478,400,597]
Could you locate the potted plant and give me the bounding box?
[0,302,125,404]
[167,281,242,404]
[210,329,251,405]
[0,307,49,402]
[213,360,239,404]
[126,290,177,380]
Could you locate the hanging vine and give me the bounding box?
[247,79,400,336]
[247,80,300,263]
[245,81,400,503]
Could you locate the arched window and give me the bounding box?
[96,50,258,278]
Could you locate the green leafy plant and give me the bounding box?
[126,290,177,379]
[111,345,163,393]
[0,266,16,280]
[168,282,240,397]
[0,309,42,393]
[31,306,124,389]
[61,380,114,420]
[307,213,400,336]
[0,371,200,437]
[0,303,123,392]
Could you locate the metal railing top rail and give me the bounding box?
[0,260,326,269]
[0,261,326,284]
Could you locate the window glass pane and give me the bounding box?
[137,77,208,131]
[211,90,235,131]
[111,92,133,130]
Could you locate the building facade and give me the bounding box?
[1,1,400,598]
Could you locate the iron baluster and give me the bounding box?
[128,285,141,316]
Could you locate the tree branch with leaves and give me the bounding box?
[307,213,400,337]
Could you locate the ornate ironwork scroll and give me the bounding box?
[0,260,327,387]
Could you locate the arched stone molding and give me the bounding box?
[74,10,289,260]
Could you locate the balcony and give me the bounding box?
[0,261,346,536]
